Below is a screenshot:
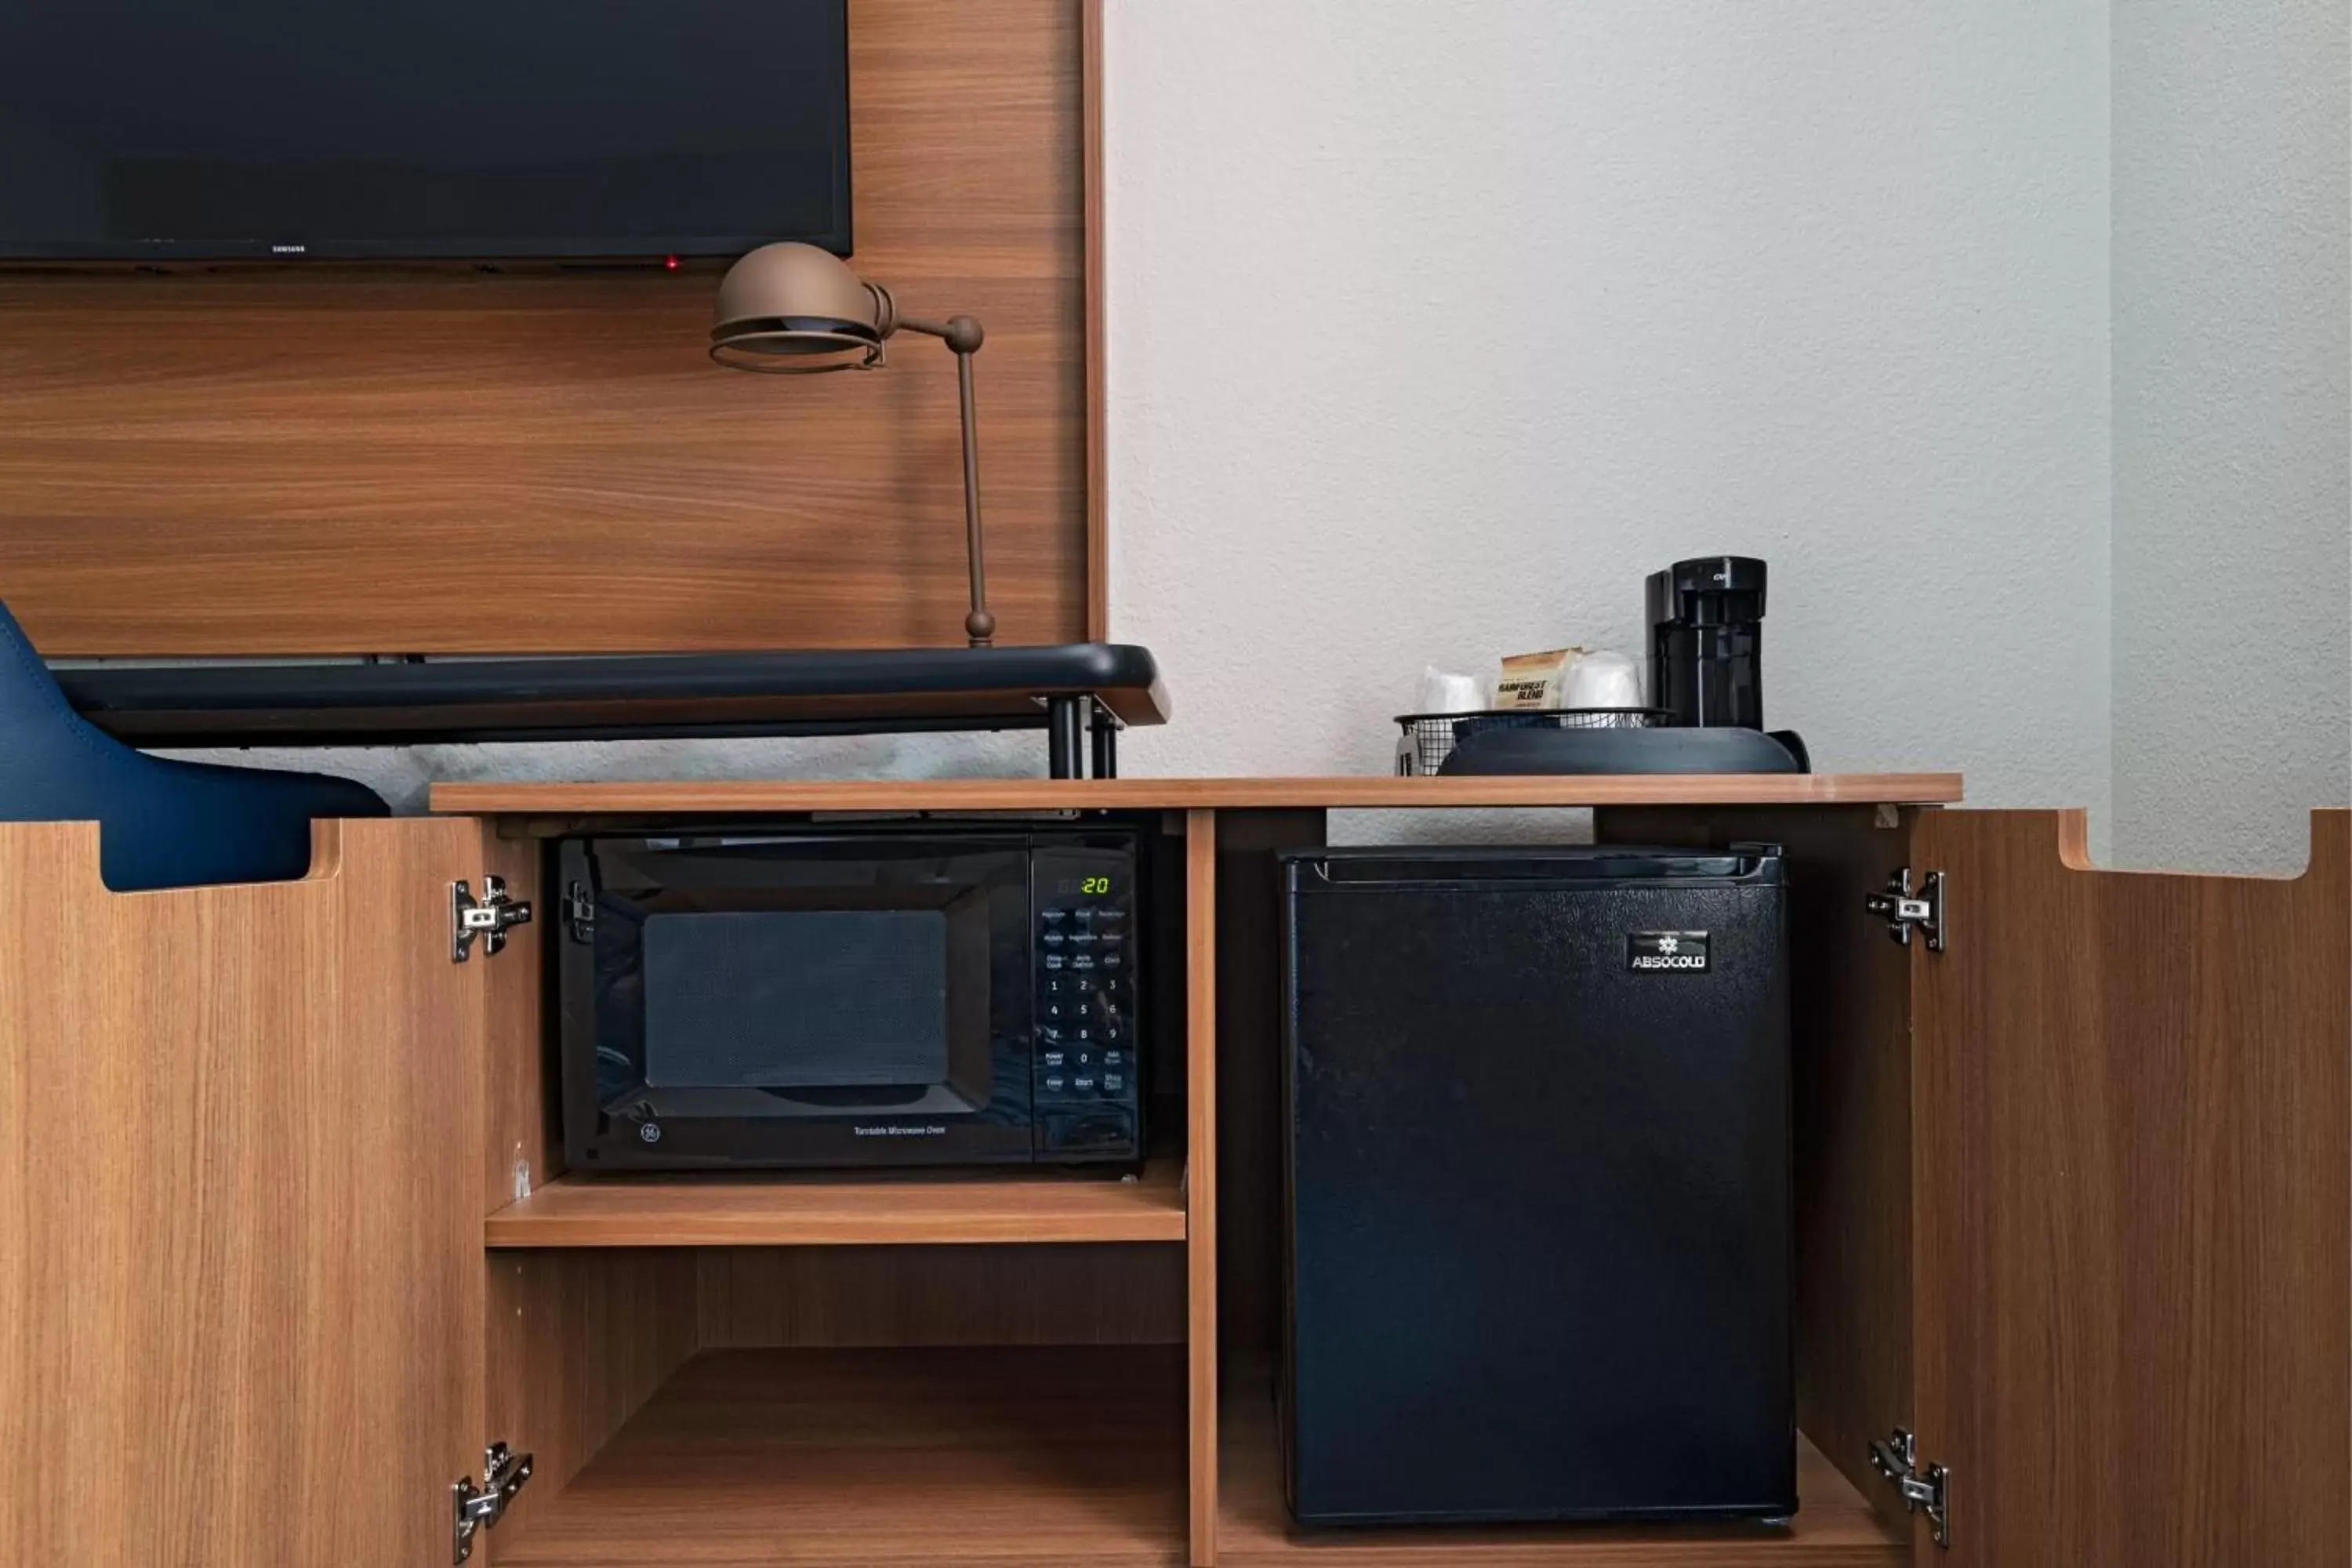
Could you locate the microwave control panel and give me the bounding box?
[1033,846,1142,1160]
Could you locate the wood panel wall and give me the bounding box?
[695,1245,1188,1348]
[0,0,1094,657]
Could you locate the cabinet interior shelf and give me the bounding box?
[485,1158,1188,1248]
[488,1346,1904,1568]
[494,1345,1189,1567]
[1217,1378,1907,1566]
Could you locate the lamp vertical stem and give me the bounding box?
[954,349,994,647]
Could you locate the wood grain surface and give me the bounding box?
[0,819,488,1566]
[492,1347,1189,1566]
[1082,0,1109,639]
[1911,808,2351,1567]
[1185,812,1222,1566]
[0,0,1092,656]
[695,1243,1187,1348]
[1596,806,1922,1535]
[1207,811,1330,1371]
[485,1249,701,1555]
[432,773,1965,818]
[1185,818,1223,1561]
[1217,1374,1904,1566]
[486,1160,1187,1247]
[479,828,557,1216]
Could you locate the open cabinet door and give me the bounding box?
[0,818,493,1566]
[1909,808,2350,1566]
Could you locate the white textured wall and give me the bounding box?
[241,2,2122,824]
[2110,0,2351,873]
[1105,1,2114,827]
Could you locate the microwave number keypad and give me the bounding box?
[1036,903,1137,1109]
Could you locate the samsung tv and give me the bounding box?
[0,0,850,263]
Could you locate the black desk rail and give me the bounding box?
[56,643,1167,780]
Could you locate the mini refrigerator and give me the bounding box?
[1279,844,1793,1526]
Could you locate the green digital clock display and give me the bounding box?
[1057,875,1117,898]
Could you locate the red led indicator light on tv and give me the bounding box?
[664,255,681,271]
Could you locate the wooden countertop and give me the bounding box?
[430,772,1962,815]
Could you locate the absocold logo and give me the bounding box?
[1628,931,1710,972]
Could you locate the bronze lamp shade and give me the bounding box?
[710,241,995,644]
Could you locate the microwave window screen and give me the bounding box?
[641,910,948,1090]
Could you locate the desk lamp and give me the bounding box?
[709,241,996,647]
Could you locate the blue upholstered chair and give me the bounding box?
[0,601,387,891]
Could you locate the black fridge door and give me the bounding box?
[1280,846,1793,1526]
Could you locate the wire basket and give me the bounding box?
[1394,708,1670,776]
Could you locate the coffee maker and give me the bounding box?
[1436,554,1800,775]
[1646,557,1766,728]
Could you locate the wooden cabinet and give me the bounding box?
[1597,803,2351,1568]
[0,818,495,1563]
[1907,810,2349,1566]
[2,779,2343,1568]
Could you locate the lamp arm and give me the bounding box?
[896,314,994,646]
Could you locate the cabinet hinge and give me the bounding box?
[1864,868,1945,951]
[1868,1427,1950,1548]
[452,875,533,963]
[452,1441,533,1563]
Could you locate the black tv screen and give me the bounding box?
[0,0,850,262]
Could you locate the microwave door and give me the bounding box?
[562,833,1044,1168]
[562,832,1167,1172]
[632,897,993,1119]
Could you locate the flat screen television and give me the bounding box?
[0,0,850,263]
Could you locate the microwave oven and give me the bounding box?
[557,826,1146,1171]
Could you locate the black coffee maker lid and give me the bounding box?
[1653,556,1766,622]
[1668,555,1766,595]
